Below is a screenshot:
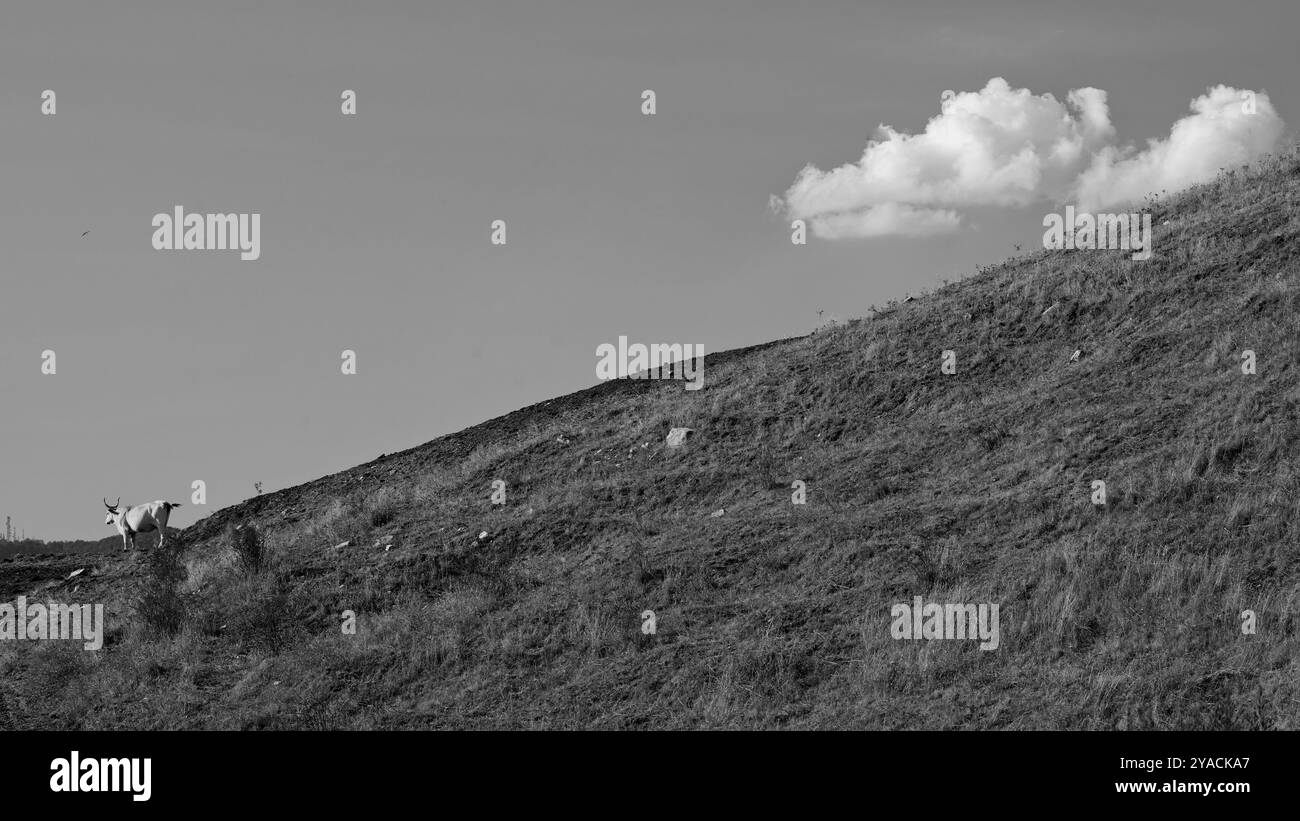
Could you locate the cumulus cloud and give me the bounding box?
[776,78,1285,239]
[809,203,963,238]
[1074,85,1285,211]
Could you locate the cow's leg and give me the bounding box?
[122,533,130,552]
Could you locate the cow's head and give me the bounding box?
[104,497,121,525]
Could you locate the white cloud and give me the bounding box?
[809,203,962,239]
[777,78,1286,239]
[1074,85,1285,211]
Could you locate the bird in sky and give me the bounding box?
[81,230,90,237]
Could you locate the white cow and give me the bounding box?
[104,497,182,552]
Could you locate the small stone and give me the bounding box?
[666,427,695,448]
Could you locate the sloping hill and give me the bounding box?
[4,145,1299,730]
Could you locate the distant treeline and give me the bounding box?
[0,535,121,559]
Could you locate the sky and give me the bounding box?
[1,0,1296,540]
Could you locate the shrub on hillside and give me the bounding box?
[229,572,294,654]
[135,538,188,638]
[370,499,397,529]
[367,487,403,529]
[228,523,266,575]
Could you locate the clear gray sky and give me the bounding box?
[2,0,1296,540]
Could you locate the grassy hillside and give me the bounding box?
[3,145,1299,730]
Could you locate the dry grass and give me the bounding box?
[3,146,1300,728]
